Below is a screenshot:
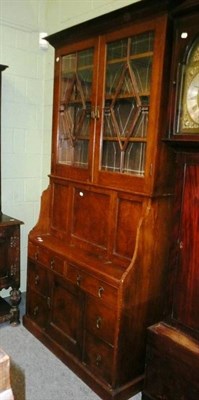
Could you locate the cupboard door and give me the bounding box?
[173,163,199,332]
[53,38,99,181]
[47,275,84,357]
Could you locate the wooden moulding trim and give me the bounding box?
[45,0,176,48]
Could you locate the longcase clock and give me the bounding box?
[143,2,199,399]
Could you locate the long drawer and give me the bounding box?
[67,264,117,306]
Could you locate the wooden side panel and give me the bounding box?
[30,186,51,236]
[173,163,199,331]
[114,197,142,259]
[71,187,110,251]
[51,183,70,234]
[115,197,173,386]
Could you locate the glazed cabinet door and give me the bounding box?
[52,38,99,181]
[50,15,170,194]
[95,16,169,193]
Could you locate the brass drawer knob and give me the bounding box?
[50,258,55,270]
[98,286,104,298]
[96,354,102,367]
[34,274,40,285]
[96,316,102,329]
[47,297,51,308]
[33,306,39,316]
[76,274,82,286]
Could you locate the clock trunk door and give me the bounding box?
[172,161,199,332]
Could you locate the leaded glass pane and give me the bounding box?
[107,39,127,61]
[130,56,153,93]
[124,142,146,175]
[58,48,94,167]
[106,62,124,96]
[101,31,154,176]
[130,31,154,55]
[133,110,148,138]
[101,141,121,172]
[107,98,138,138]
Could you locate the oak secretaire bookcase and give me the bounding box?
[23,1,179,398]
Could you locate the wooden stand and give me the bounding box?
[0,215,23,325]
[0,67,23,325]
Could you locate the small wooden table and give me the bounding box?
[0,214,23,325]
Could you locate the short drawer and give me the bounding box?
[67,264,117,306]
[26,289,49,329]
[28,242,64,275]
[83,333,114,384]
[85,297,116,346]
[28,262,49,296]
[46,253,65,275]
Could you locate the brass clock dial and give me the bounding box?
[178,38,199,134]
[186,71,199,124]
